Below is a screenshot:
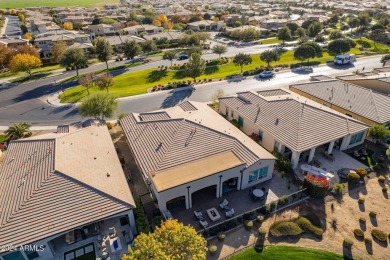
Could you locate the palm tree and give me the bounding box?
[5,123,32,141]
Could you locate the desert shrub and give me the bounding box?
[257,215,264,224]
[245,220,253,230]
[383,187,388,192]
[369,211,377,217]
[208,245,217,255]
[332,183,345,195]
[354,229,365,238]
[295,217,323,236]
[356,168,367,179]
[343,238,354,248]
[364,237,372,244]
[304,175,330,198]
[378,156,385,163]
[106,122,113,129]
[258,227,267,237]
[372,229,387,242]
[348,171,361,183]
[378,176,385,183]
[278,195,288,205]
[358,198,365,204]
[269,221,303,237]
[359,217,366,223]
[217,232,226,242]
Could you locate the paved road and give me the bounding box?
[0,55,383,127]
[2,15,22,37]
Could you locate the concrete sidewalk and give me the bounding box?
[0,16,8,36]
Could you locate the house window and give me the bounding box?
[25,250,39,259]
[274,140,280,152]
[238,116,244,127]
[2,251,24,260]
[248,166,269,183]
[225,107,229,117]
[258,130,263,141]
[349,131,364,145]
[231,110,234,118]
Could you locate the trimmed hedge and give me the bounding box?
[208,245,218,255]
[245,220,254,231]
[134,199,151,234]
[359,217,366,223]
[269,221,303,237]
[348,172,361,182]
[358,198,365,204]
[378,176,385,183]
[258,227,267,237]
[383,187,388,192]
[364,238,372,244]
[354,229,364,238]
[369,211,377,218]
[372,229,387,242]
[295,217,323,237]
[343,238,354,248]
[217,232,226,242]
[356,168,367,179]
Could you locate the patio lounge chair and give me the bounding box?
[354,150,360,157]
[226,208,235,218]
[362,148,368,156]
[199,219,209,229]
[194,210,204,221]
[219,199,229,209]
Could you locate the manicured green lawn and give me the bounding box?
[0,64,61,80]
[230,245,343,260]
[260,37,298,44]
[10,72,51,83]
[0,0,118,8]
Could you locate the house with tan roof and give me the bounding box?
[120,101,275,212]
[219,89,369,169]
[0,120,136,260]
[290,79,390,126]
[335,74,390,96]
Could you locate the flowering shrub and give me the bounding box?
[304,175,330,198]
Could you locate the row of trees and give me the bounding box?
[0,45,42,76]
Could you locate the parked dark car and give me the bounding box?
[259,71,275,78]
[178,54,189,60]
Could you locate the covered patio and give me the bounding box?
[169,173,296,231]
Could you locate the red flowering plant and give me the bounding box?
[304,175,330,198]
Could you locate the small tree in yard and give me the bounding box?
[141,40,157,53]
[9,53,42,77]
[368,124,390,142]
[78,92,119,120]
[95,37,112,70]
[5,123,32,141]
[307,22,323,39]
[294,45,316,63]
[60,47,87,76]
[368,29,387,49]
[122,219,207,260]
[78,72,95,95]
[296,27,306,39]
[184,53,205,81]
[329,31,343,40]
[260,50,281,68]
[123,40,142,63]
[212,44,227,59]
[380,54,390,66]
[95,73,114,92]
[50,41,67,64]
[277,26,292,46]
[233,53,252,74]
[162,50,178,66]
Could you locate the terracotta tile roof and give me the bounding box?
[220,90,368,152]
[291,80,390,124]
[121,101,274,191]
[0,123,134,248]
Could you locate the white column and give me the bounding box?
[340,136,349,151]
[308,147,316,163]
[328,140,335,154]
[127,211,137,235]
[291,151,301,169]
[216,183,221,198]
[279,145,285,154]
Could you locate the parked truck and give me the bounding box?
[334,54,356,65]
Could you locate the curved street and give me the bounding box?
[0,54,383,127]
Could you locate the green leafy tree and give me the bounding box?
[212,44,227,59]
[184,53,206,80]
[187,46,203,57]
[123,40,142,63]
[286,23,299,35]
[50,40,67,64]
[296,27,306,39]
[78,72,95,95]
[307,22,323,39]
[329,14,339,24]
[277,26,292,46]
[95,37,112,70]
[122,219,207,260]
[9,53,42,77]
[60,47,87,76]
[162,50,178,66]
[233,53,252,73]
[329,31,343,40]
[141,40,157,53]
[302,41,323,57]
[5,123,32,141]
[260,50,281,68]
[358,12,372,28]
[78,92,119,120]
[294,45,316,63]
[368,124,390,142]
[348,18,360,29]
[327,39,352,56]
[368,29,387,49]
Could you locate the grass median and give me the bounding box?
[60,39,386,103]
